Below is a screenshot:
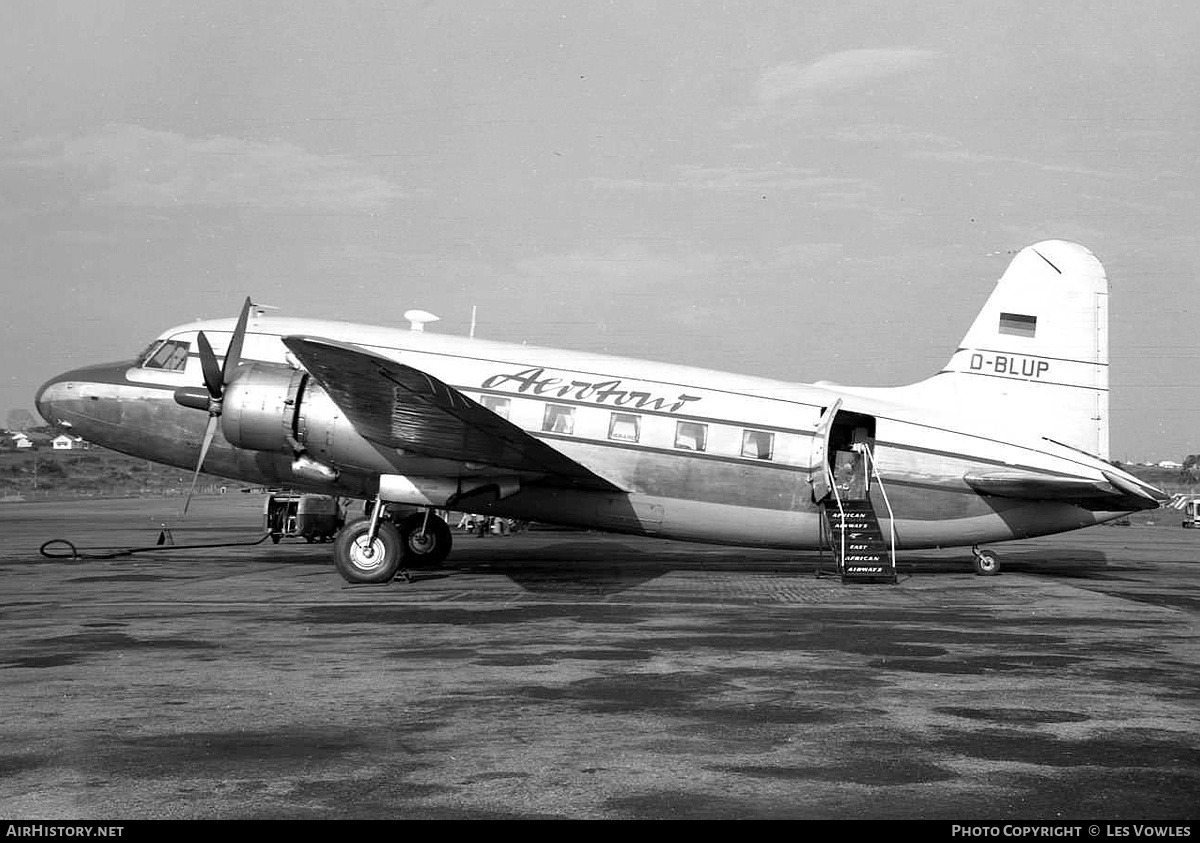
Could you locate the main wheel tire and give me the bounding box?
[333,518,403,584]
[396,512,453,568]
[973,550,1000,576]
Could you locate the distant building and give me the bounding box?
[1157,460,1183,469]
[11,433,33,449]
[51,434,89,450]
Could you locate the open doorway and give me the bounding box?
[828,411,876,501]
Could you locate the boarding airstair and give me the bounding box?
[820,443,897,584]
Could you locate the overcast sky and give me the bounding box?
[2,1,1197,461]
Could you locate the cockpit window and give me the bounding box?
[141,339,190,371]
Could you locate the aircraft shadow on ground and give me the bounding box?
[443,540,1118,593]
[896,549,1122,580]
[446,540,752,594]
[232,534,1121,595]
[973,550,1117,579]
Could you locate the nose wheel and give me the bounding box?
[972,545,1000,576]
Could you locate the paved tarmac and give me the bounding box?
[1,495,1198,820]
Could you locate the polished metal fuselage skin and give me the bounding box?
[35,314,1147,551]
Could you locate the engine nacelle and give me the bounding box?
[217,362,409,479]
[220,362,303,454]
[218,361,515,491]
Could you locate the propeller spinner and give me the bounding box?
[172,297,253,514]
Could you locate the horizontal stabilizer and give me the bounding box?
[964,470,1117,500]
[1101,470,1171,505]
[964,468,1162,510]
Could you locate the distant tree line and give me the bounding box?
[1184,455,1200,482]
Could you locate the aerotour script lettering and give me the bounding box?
[481,367,702,413]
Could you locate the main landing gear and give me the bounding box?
[333,517,403,584]
[971,545,1000,577]
[332,503,453,584]
[395,511,453,568]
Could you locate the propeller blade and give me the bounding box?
[182,414,219,515]
[181,298,252,515]
[221,297,253,388]
[196,332,223,400]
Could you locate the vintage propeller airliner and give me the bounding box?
[35,240,1166,584]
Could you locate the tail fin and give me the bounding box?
[905,240,1109,458]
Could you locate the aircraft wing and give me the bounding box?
[964,468,1164,510]
[282,335,623,492]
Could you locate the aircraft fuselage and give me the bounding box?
[36,315,1144,552]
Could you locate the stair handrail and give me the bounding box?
[825,460,847,572]
[856,442,896,571]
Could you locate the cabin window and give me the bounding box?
[480,395,510,419]
[542,404,575,435]
[141,339,190,372]
[608,412,640,443]
[741,429,774,460]
[674,421,707,452]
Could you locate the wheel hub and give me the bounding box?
[408,531,436,554]
[349,536,388,572]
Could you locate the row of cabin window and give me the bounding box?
[479,395,775,460]
[141,343,778,461]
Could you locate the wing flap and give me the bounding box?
[283,335,622,492]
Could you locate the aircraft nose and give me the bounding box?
[35,360,135,430]
[35,374,63,426]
